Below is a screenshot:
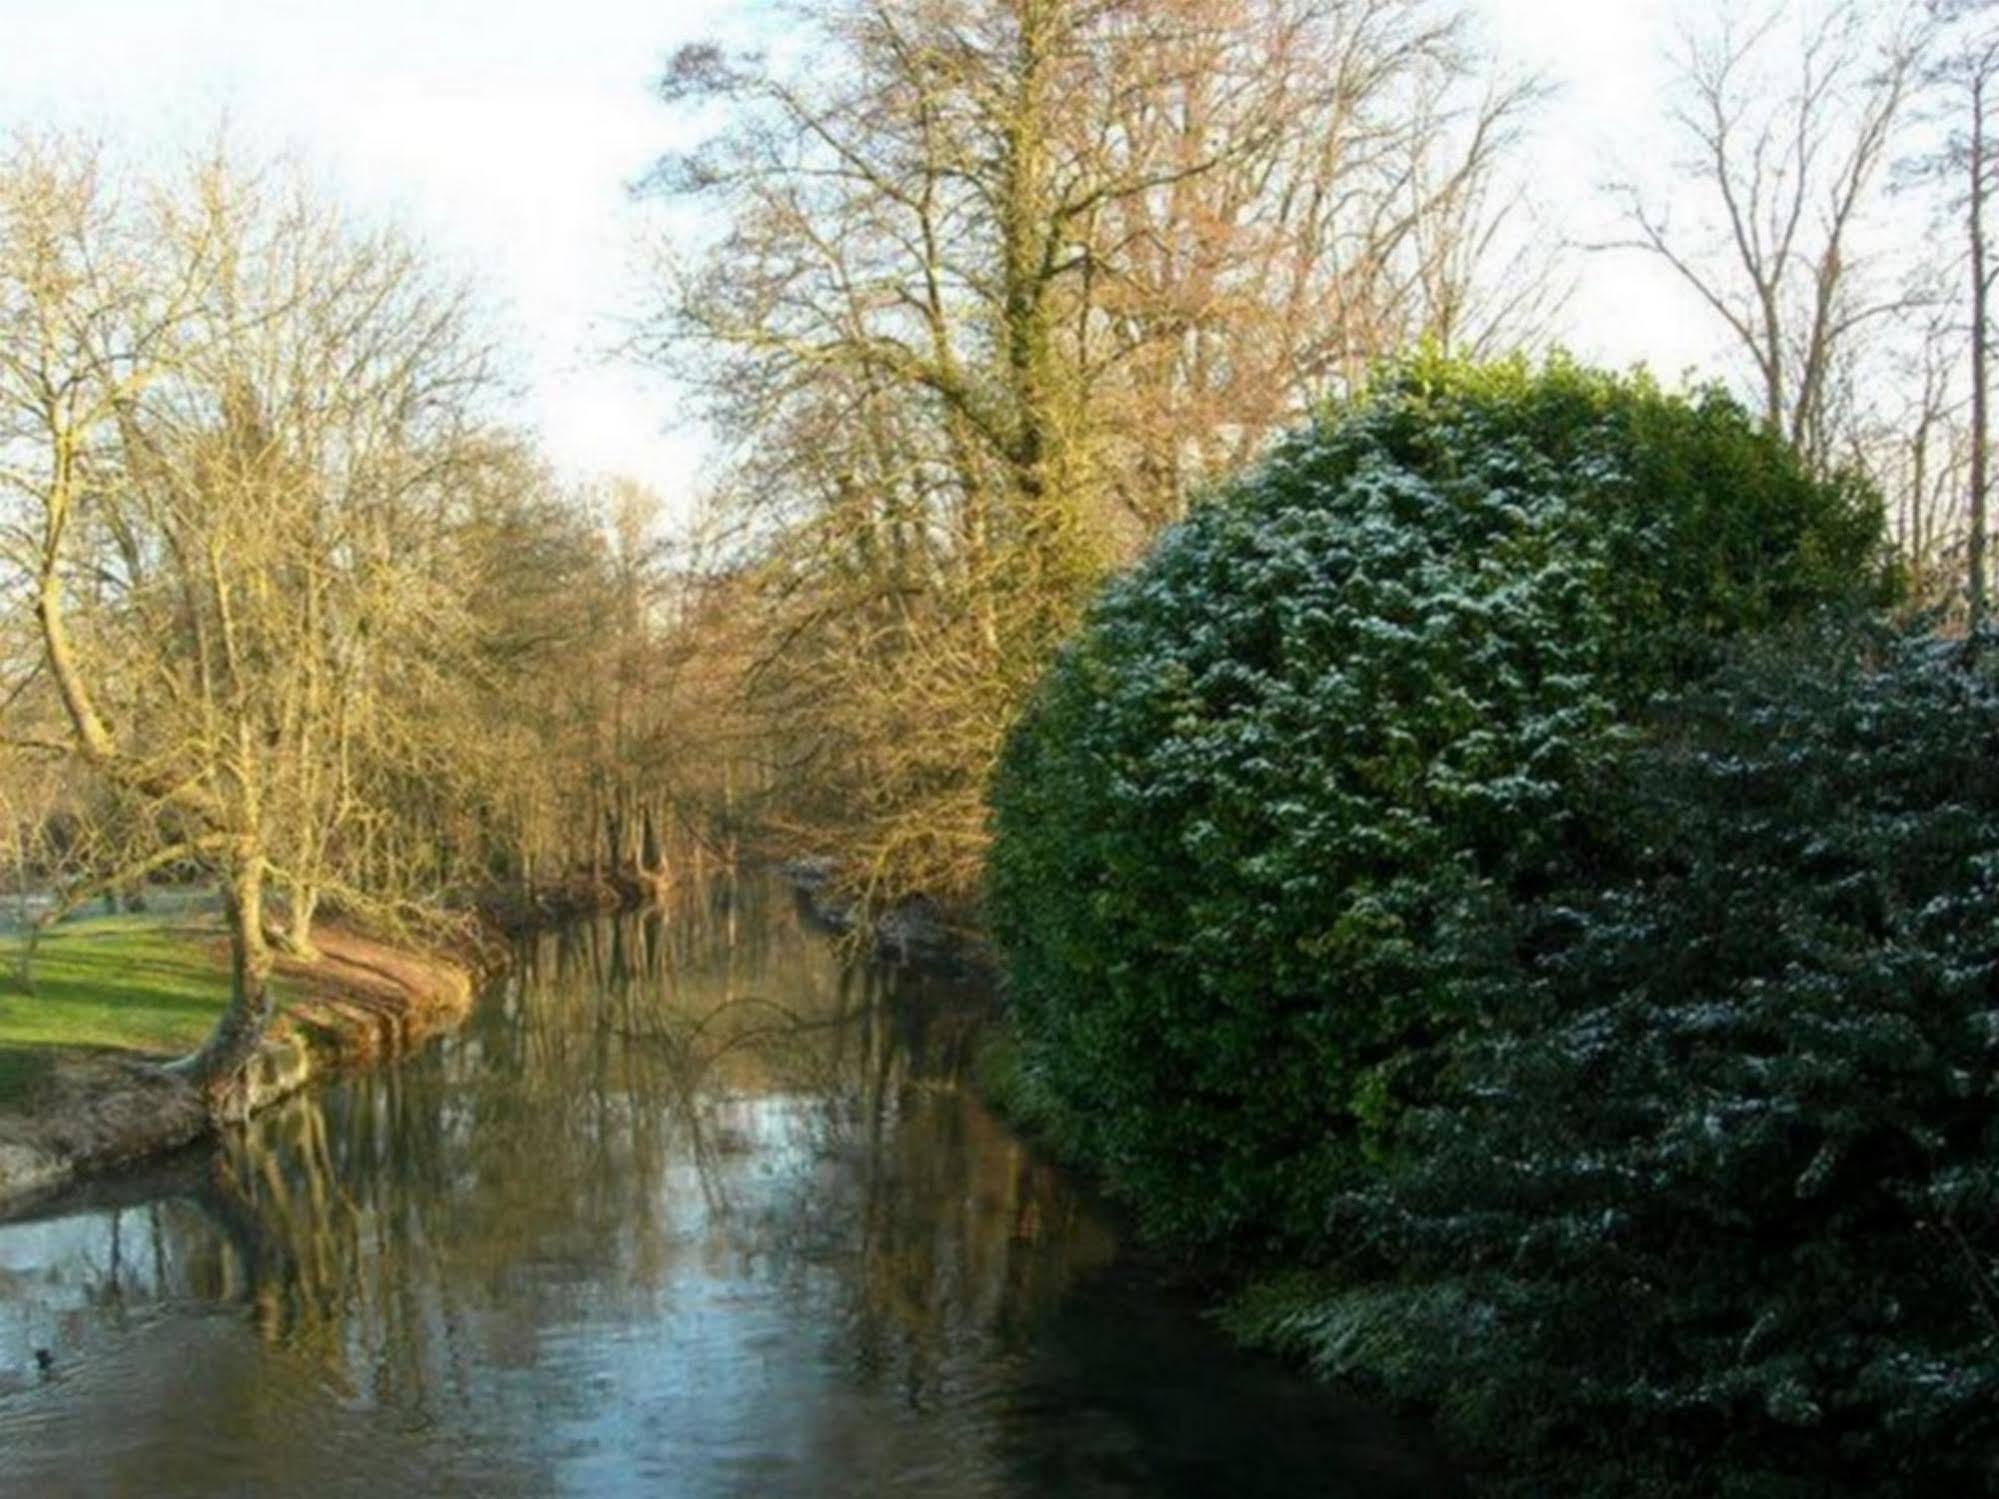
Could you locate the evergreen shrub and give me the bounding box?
[986,355,1890,1249]
[1242,624,1999,1497]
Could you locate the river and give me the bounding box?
[0,875,1455,1497]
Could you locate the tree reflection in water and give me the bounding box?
[0,876,1456,1497]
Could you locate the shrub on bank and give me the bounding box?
[1238,624,1999,1497]
[985,355,1890,1250]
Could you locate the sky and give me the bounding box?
[0,0,1721,520]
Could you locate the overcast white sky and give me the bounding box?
[0,0,1722,517]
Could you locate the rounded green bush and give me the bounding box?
[985,355,1890,1250]
[1262,623,1999,1497]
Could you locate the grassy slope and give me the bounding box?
[0,915,265,1107]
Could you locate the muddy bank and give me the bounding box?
[0,926,475,1214]
[477,869,674,934]
[779,857,994,976]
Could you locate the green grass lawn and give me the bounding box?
[0,915,239,1108]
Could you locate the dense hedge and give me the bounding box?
[985,356,1890,1250]
[1238,624,1999,1497]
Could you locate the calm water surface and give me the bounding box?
[0,878,1454,1497]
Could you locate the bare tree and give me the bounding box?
[640,0,1553,901]
[1901,1,1999,621]
[0,139,502,1109]
[0,139,252,1078]
[1613,0,1927,475]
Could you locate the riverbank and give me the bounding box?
[479,869,676,934]
[0,918,478,1212]
[779,857,993,974]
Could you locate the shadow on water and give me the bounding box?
[0,874,1460,1497]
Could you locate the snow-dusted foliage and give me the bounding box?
[986,355,1889,1251]
[1247,623,1999,1497]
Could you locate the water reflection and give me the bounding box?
[0,877,1456,1497]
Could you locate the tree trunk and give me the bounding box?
[605,803,626,880]
[11,817,28,936]
[173,859,276,1119]
[1972,82,1990,634]
[640,802,667,884]
[279,883,319,960]
[16,919,42,994]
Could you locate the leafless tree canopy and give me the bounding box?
[1614,0,1999,618]
[639,0,1561,899]
[0,138,744,1107]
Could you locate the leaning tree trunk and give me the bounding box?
[637,802,671,900]
[1968,67,1993,635]
[278,881,320,960]
[173,857,277,1119]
